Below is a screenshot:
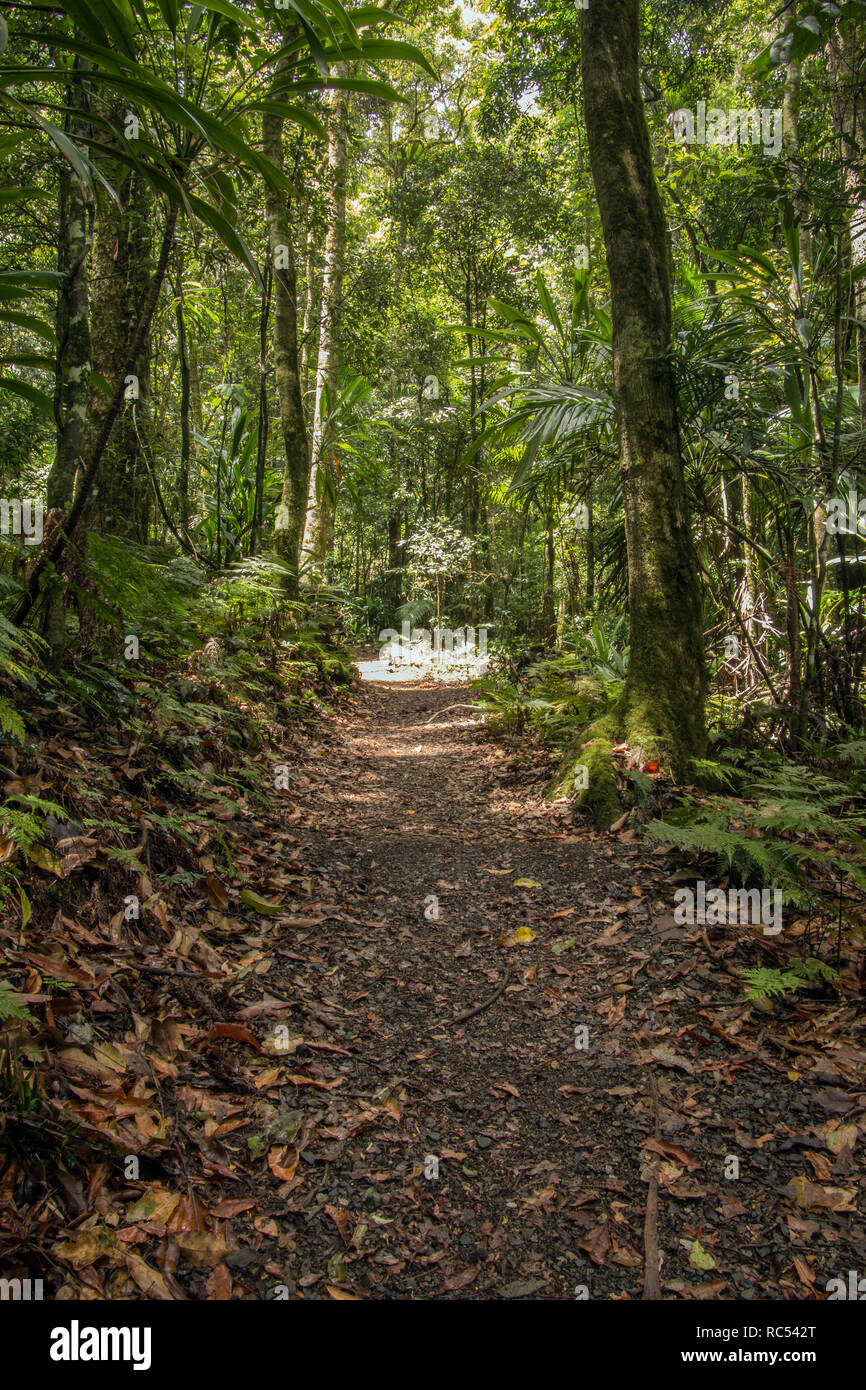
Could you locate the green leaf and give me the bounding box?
[0,377,55,417]
[535,271,564,339]
[239,888,283,916]
[0,186,51,206]
[351,36,437,77]
[183,191,263,286]
[247,100,327,142]
[0,270,65,290]
[155,0,179,32]
[0,312,56,347]
[0,353,55,370]
[195,0,250,25]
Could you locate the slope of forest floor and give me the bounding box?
[2,661,865,1300]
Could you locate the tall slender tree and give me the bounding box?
[581,0,706,782]
[302,77,349,570]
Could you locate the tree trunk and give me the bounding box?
[252,260,272,555]
[581,0,705,779]
[829,26,866,436]
[175,251,193,536]
[87,102,153,540]
[15,202,179,627]
[44,53,92,667]
[302,76,349,571]
[301,236,321,404]
[262,108,309,595]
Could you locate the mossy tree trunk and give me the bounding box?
[87,101,153,540]
[44,53,92,667]
[580,0,706,784]
[262,105,309,597]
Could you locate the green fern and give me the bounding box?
[0,980,34,1024]
[0,697,25,742]
[646,759,866,919]
[743,958,837,1002]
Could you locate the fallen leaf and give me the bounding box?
[203,1022,261,1052]
[123,1250,174,1299]
[689,1239,716,1271]
[125,1189,180,1225]
[440,1264,480,1292]
[239,889,283,916]
[211,1199,256,1219]
[324,1205,351,1243]
[27,843,66,876]
[792,1255,815,1290]
[644,1137,700,1171]
[175,1231,231,1268]
[825,1123,858,1155]
[785,1176,857,1212]
[205,1264,233,1300]
[267,1145,299,1182]
[579,1224,610,1265]
[648,1046,694,1075]
[204,874,229,910]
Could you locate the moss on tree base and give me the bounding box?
[547,711,621,828]
[547,683,705,829]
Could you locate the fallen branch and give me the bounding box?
[422,703,481,725]
[450,968,511,1025]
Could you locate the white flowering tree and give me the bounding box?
[406,519,473,629]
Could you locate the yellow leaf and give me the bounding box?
[239,888,282,916]
[125,1188,181,1224]
[513,878,540,889]
[689,1239,716,1271]
[512,926,538,943]
[27,843,65,876]
[825,1124,858,1155]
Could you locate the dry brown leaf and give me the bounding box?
[644,1137,700,1171]
[785,1175,857,1211]
[175,1231,231,1269]
[267,1145,299,1182]
[205,1264,233,1300]
[204,874,229,910]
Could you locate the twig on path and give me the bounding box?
[642,1066,663,1301]
[421,703,480,725]
[447,968,511,1027]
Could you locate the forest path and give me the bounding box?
[239,673,859,1300]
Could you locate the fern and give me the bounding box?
[0,980,34,1024]
[0,696,25,741]
[743,958,837,1002]
[1,796,68,855]
[646,759,866,921]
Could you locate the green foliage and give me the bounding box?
[0,980,34,1025]
[571,615,630,682]
[475,650,614,742]
[742,958,838,1002]
[1,794,68,855]
[646,761,866,921]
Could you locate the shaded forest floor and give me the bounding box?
[2,660,865,1300]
